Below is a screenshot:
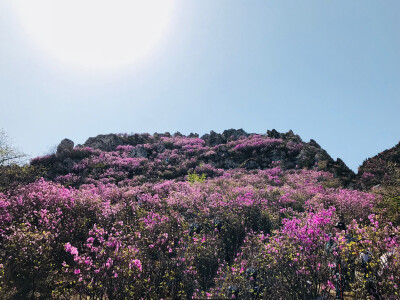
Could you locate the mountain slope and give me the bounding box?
[357,141,400,190]
[1,129,399,299]
[31,129,355,188]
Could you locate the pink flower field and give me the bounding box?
[0,132,399,299]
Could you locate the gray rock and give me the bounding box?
[188,132,199,138]
[156,144,166,152]
[296,148,315,167]
[173,131,183,137]
[282,130,302,143]
[309,139,321,149]
[315,150,331,162]
[83,134,125,151]
[222,128,248,141]
[202,130,226,147]
[267,129,281,139]
[267,149,285,162]
[130,145,147,158]
[56,139,74,157]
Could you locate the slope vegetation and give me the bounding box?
[0,130,399,299]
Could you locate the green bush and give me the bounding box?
[187,170,206,184]
[0,164,46,193]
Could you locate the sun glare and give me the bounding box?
[11,0,176,70]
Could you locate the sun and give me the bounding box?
[10,0,176,70]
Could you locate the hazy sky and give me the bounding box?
[1,1,399,171]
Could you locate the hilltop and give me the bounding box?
[30,129,355,188]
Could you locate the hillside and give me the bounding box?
[30,129,355,188]
[0,130,399,299]
[357,141,400,190]
[356,141,400,228]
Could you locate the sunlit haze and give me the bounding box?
[0,1,399,171]
[10,0,176,70]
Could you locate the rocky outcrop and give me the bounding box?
[56,139,74,157]
[267,129,302,143]
[357,141,400,190]
[83,134,125,151]
[201,130,226,147]
[39,129,356,188]
[203,129,354,184]
[202,131,355,186]
[222,129,248,141]
[130,146,148,158]
[200,129,249,147]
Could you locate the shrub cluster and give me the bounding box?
[1,164,399,299]
[30,134,336,188]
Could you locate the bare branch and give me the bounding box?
[0,129,26,166]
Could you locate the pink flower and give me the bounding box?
[65,242,78,256]
[132,259,142,272]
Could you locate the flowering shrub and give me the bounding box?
[206,208,333,298]
[345,215,400,299]
[1,133,399,299]
[0,164,46,193]
[61,224,144,299]
[29,132,353,189]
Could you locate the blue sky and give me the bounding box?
[1,1,399,171]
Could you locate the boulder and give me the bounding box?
[173,131,183,137]
[188,132,199,138]
[202,130,225,147]
[267,129,281,139]
[83,134,125,151]
[56,139,74,157]
[309,139,321,149]
[130,145,148,158]
[222,128,248,141]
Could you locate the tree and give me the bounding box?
[0,129,25,166]
[0,130,45,192]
